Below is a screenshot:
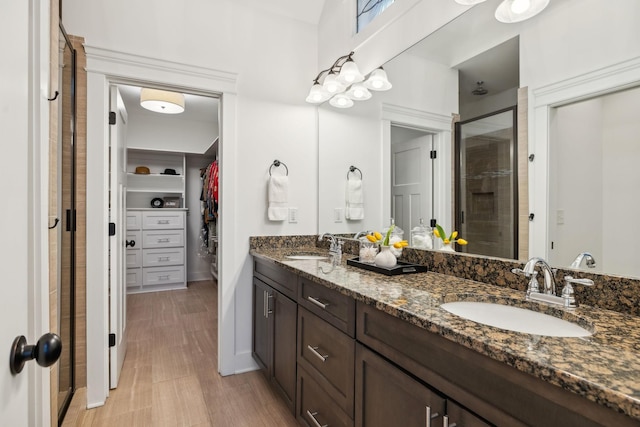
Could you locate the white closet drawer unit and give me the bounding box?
[142,248,185,268]
[126,230,141,249]
[142,211,184,230]
[143,266,185,286]
[126,268,142,289]
[126,211,142,230]
[126,249,142,269]
[142,230,184,248]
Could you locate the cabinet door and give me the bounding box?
[272,289,297,413]
[445,400,492,427]
[355,344,445,427]
[253,278,272,373]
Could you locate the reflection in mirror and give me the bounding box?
[455,108,517,259]
[318,0,640,279]
[548,85,640,278]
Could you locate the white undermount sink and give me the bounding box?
[440,301,592,337]
[285,254,329,260]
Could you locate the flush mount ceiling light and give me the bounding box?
[305,51,391,108]
[495,0,550,23]
[140,88,185,114]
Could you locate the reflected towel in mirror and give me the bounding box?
[346,178,364,220]
[268,175,289,221]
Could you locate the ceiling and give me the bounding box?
[243,0,327,25]
[117,84,219,124]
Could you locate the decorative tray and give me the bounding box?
[346,257,428,276]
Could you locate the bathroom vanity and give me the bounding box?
[251,244,640,427]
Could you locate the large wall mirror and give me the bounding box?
[317,0,640,279]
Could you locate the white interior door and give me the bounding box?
[109,86,128,388]
[391,134,433,233]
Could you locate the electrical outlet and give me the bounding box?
[288,207,298,223]
[557,209,565,225]
[334,208,343,223]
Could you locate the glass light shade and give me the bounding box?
[346,83,372,101]
[323,72,346,94]
[140,88,185,114]
[363,68,392,91]
[454,0,486,4]
[337,59,365,85]
[329,94,354,109]
[495,0,549,23]
[306,83,331,104]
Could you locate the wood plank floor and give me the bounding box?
[62,280,299,427]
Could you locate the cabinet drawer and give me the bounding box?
[126,211,142,230]
[142,211,184,229]
[126,268,142,289]
[299,277,355,337]
[142,247,184,267]
[298,307,355,417]
[254,258,297,300]
[142,230,184,248]
[297,366,354,427]
[143,265,185,286]
[126,249,142,268]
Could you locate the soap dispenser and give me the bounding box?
[411,218,433,250]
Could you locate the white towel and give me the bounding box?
[345,178,364,220]
[268,175,288,221]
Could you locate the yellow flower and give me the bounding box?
[451,231,458,239]
[373,231,383,240]
[457,238,468,245]
[433,229,440,238]
[366,234,378,243]
[444,238,450,244]
[393,240,409,249]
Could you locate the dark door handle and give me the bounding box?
[126,240,136,248]
[10,333,62,375]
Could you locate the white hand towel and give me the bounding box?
[268,175,289,221]
[345,178,364,220]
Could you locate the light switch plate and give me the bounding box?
[557,209,565,225]
[288,207,298,223]
[334,208,343,223]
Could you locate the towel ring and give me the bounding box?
[347,165,362,180]
[269,159,289,176]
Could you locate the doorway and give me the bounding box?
[455,107,518,259]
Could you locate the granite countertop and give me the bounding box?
[250,246,640,422]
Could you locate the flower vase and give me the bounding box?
[374,245,397,268]
[440,242,455,252]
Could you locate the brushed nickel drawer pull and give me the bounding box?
[157,220,170,224]
[442,415,456,427]
[307,345,328,362]
[426,406,439,427]
[158,256,170,262]
[306,410,328,427]
[157,238,170,243]
[307,296,329,309]
[159,275,170,280]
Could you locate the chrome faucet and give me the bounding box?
[318,233,343,259]
[354,230,372,240]
[570,252,597,269]
[522,257,557,295]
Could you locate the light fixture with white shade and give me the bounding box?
[140,88,185,114]
[305,51,391,108]
[329,94,354,109]
[346,83,372,101]
[494,0,550,23]
[363,67,393,91]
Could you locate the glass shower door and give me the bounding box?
[455,108,518,259]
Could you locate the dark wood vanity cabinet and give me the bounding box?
[252,260,298,413]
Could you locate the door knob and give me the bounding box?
[10,333,62,375]
[126,239,136,248]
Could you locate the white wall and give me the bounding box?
[126,112,219,154]
[63,0,320,397]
